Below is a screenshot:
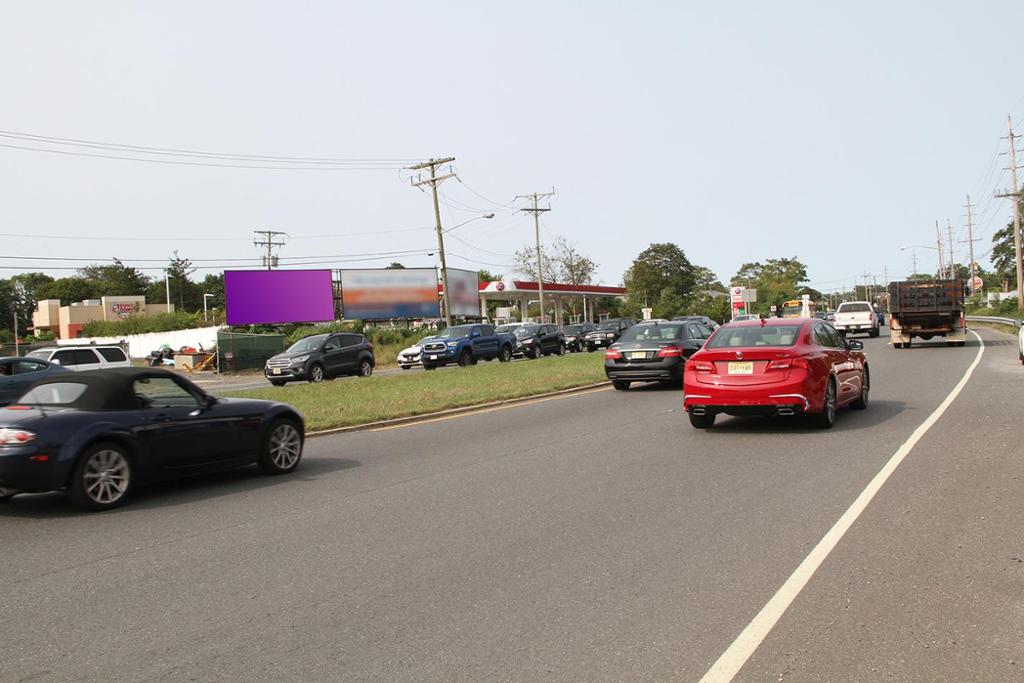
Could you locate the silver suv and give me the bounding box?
[26,346,131,371]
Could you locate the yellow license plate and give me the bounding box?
[728,361,753,375]
[628,351,646,359]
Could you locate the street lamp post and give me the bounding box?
[438,213,494,324]
[203,293,215,323]
[899,245,943,278]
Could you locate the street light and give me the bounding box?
[438,213,495,326]
[898,244,940,277]
[203,293,216,323]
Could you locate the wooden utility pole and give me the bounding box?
[409,158,456,326]
[253,230,287,269]
[946,219,955,279]
[935,220,946,279]
[515,189,555,321]
[995,116,1022,310]
[963,195,978,293]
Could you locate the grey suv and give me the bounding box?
[265,333,375,385]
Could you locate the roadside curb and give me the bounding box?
[306,380,612,438]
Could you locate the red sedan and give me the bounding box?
[682,318,869,429]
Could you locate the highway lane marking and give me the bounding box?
[699,330,986,683]
[369,386,613,432]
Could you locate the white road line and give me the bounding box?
[699,331,986,683]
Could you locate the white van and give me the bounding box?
[26,346,132,371]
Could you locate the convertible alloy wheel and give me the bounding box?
[260,420,303,474]
[71,443,132,510]
[358,359,373,377]
[309,364,325,383]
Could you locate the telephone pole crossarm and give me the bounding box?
[515,190,556,322]
[407,158,457,326]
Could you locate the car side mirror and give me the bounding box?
[51,359,61,366]
[204,394,218,408]
[847,340,864,351]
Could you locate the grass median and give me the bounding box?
[230,352,608,431]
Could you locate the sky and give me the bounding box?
[2,1,1023,295]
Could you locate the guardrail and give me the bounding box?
[966,315,1021,328]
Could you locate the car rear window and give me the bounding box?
[27,350,52,360]
[97,347,127,362]
[18,382,89,405]
[837,303,871,313]
[707,324,801,348]
[619,324,683,341]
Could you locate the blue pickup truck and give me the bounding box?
[420,323,515,369]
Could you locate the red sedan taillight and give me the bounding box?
[685,359,714,373]
[605,348,622,360]
[657,347,683,358]
[766,357,810,371]
[0,428,36,446]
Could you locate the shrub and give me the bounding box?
[82,311,207,337]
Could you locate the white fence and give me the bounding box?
[56,326,224,359]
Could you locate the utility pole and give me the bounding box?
[963,195,979,293]
[935,220,946,279]
[946,219,956,279]
[253,230,287,270]
[995,116,1022,310]
[515,189,555,321]
[409,158,456,326]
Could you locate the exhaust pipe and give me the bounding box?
[777,406,795,416]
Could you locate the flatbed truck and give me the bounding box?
[887,279,966,348]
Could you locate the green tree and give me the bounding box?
[477,269,503,282]
[991,218,1022,292]
[9,272,54,325]
[77,260,151,297]
[623,243,696,315]
[166,251,200,310]
[730,257,809,314]
[691,265,725,293]
[36,276,98,304]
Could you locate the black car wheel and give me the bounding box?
[586,345,596,352]
[498,346,513,363]
[358,359,373,377]
[458,349,474,367]
[271,380,286,387]
[813,378,837,429]
[69,442,133,511]
[689,412,716,428]
[529,345,541,360]
[612,380,630,391]
[555,342,566,356]
[308,363,325,383]
[259,419,303,475]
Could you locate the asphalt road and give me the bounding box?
[2,328,1022,681]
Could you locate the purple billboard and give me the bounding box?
[225,270,335,325]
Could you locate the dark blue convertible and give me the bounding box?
[0,368,304,510]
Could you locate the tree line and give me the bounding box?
[0,252,224,342]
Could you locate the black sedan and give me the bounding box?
[562,323,595,352]
[0,368,304,510]
[0,357,70,406]
[604,320,711,390]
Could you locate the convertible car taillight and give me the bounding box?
[0,428,36,446]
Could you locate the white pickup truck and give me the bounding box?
[833,301,879,337]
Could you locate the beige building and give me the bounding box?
[33,296,174,339]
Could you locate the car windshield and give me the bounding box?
[707,324,801,348]
[838,303,871,313]
[514,325,539,337]
[286,335,328,354]
[495,324,521,333]
[434,325,475,339]
[564,325,585,334]
[619,324,683,341]
[17,381,89,405]
[26,350,51,359]
[596,322,619,331]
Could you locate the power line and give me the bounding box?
[0,225,434,242]
[0,142,409,171]
[0,247,434,264]
[0,130,420,164]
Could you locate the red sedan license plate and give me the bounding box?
[728,361,753,375]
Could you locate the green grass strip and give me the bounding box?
[230,352,608,431]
